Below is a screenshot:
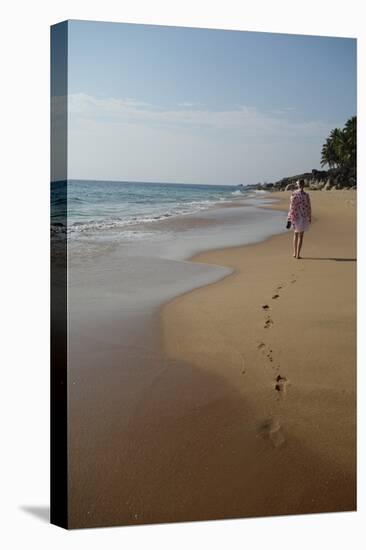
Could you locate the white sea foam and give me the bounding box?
[53,180,254,240]
[66,199,245,237]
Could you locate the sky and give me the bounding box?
[64,20,356,185]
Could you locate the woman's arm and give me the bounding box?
[288,193,295,222]
[307,194,312,223]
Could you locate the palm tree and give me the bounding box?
[330,128,346,164]
[343,116,356,168]
[321,117,357,182]
[321,137,338,169]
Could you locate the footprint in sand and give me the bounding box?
[262,304,270,310]
[274,374,288,395]
[258,343,276,367]
[272,294,280,300]
[264,318,273,329]
[258,417,285,448]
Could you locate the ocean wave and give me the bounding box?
[52,190,254,237]
[67,213,179,234]
[68,196,86,203]
[65,200,224,234]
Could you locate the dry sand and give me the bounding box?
[160,190,356,519]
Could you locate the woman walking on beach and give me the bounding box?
[287,179,312,259]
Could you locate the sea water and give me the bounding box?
[52,179,287,314]
[52,179,259,238]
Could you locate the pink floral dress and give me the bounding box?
[287,190,311,233]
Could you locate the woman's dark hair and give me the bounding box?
[299,179,305,188]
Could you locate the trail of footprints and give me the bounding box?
[254,275,299,447]
[257,274,298,398]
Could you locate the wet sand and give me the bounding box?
[68,191,356,527]
[67,197,286,528]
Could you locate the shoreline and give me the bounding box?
[67,194,293,528]
[159,190,356,520]
[150,192,288,312]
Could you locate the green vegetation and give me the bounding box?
[321,116,356,185]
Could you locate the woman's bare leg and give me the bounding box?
[296,232,304,258]
[293,232,298,257]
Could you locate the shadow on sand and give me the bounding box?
[67,344,356,528]
[302,257,356,262]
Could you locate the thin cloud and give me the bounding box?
[67,93,333,139]
[177,102,202,107]
[66,93,343,184]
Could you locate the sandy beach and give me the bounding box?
[160,190,356,519]
[67,190,356,528]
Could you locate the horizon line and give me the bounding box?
[51,178,251,187]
